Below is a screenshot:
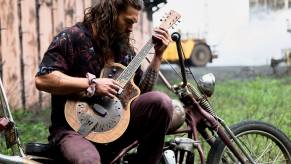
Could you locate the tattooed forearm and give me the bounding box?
[139,67,158,93]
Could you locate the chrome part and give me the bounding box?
[0,154,40,164]
[163,149,176,164]
[174,137,199,152]
[168,99,185,132]
[187,83,217,117]
[197,73,215,97]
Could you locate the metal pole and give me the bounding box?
[0,78,25,156]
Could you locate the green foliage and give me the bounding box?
[210,76,291,138]
[0,110,50,155]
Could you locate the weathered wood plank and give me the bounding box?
[38,0,53,108]
[52,0,65,35]
[0,18,2,78]
[75,0,84,23]
[21,0,40,109]
[38,0,53,60]
[64,0,76,27]
[83,0,92,10]
[0,0,22,109]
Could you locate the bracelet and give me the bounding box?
[86,72,97,97]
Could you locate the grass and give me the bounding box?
[0,75,290,155]
[0,109,50,155]
[212,76,291,138]
[155,76,291,138]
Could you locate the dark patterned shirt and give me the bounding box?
[37,22,143,132]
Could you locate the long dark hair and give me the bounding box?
[83,0,143,62]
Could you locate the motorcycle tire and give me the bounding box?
[206,120,291,164]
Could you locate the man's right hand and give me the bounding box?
[93,78,120,99]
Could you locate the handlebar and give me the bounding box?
[171,32,187,87]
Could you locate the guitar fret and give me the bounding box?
[117,39,154,88]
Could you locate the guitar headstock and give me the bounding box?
[159,10,181,30]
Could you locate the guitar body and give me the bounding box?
[65,63,140,143]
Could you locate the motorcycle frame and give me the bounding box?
[153,32,256,163]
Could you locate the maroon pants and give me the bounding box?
[51,91,173,164]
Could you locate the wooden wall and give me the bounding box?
[0,0,153,110]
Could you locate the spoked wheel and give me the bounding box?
[207,120,291,164]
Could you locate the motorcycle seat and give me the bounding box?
[25,142,52,158]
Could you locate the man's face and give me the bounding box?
[116,6,139,36]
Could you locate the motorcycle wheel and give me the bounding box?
[206,120,291,164]
[190,43,211,67]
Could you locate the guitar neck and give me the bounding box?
[115,10,181,88]
[116,39,154,88]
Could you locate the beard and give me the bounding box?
[111,31,133,59]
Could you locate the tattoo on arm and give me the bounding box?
[139,67,158,93]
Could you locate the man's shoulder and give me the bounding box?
[57,22,90,39]
[63,22,89,36]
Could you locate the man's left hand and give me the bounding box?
[152,27,171,60]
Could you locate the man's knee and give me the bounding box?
[57,131,101,164]
[147,91,173,118]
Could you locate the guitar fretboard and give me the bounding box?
[115,10,181,88]
[116,39,154,88]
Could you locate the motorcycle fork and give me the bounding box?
[185,96,254,164]
[185,108,206,164]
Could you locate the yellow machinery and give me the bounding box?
[163,38,218,67]
[271,49,291,68]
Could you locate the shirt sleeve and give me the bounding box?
[36,32,74,76]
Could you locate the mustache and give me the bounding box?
[112,31,130,45]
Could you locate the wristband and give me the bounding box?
[86,72,97,97]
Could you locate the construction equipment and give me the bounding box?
[163,37,218,67]
[271,49,291,68]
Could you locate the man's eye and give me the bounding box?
[126,20,133,24]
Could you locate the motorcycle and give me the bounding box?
[0,32,290,164]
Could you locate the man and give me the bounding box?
[35,0,173,163]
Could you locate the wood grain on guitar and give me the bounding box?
[65,10,181,143]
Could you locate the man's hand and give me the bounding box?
[152,27,171,60]
[93,78,120,99]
